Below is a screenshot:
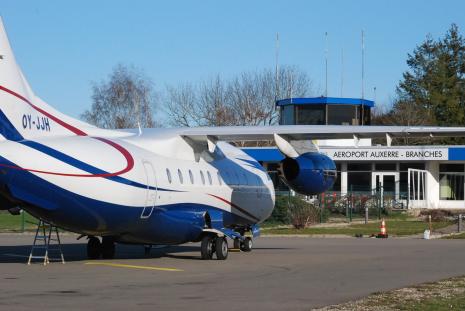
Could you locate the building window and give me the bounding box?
[347,162,371,192]
[327,105,358,125]
[267,162,288,191]
[440,164,464,200]
[347,163,371,171]
[280,105,295,125]
[296,105,325,125]
[375,163,397,171]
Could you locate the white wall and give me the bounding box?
[426,161,440,209]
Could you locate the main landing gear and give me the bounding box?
[200,233,253,260]
[86,236,115,259]
[201,235,228,260]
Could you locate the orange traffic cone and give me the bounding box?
[377,218,388,238]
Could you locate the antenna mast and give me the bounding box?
[361,30,365,100]
[325,32,328,97]
[361,30,365,125]
[275,32,280,101]
[341,47,344,97]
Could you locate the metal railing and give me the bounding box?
[317,186,408,223]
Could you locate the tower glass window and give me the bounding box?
[295,105,325,125]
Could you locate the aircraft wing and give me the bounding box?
[176,125,465,142]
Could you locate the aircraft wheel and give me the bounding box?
[215,237,228,260]
[87,236,101,259]
[240,237,252,252]
[233,238,241,249]
[101,237,116,259]
[201,235,214,260]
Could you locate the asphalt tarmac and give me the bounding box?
[1,234,465,311]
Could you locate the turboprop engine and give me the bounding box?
[280,152,336,195]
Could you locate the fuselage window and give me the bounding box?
[207,171,212,185]
[178,169,183,184]
[166,168,172,184]
[217,172,223,186]
[189,170,194,184]
[200,171,205,185]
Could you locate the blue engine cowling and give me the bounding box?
[281,152,337,195]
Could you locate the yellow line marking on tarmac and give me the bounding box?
[229,248,241,252]
[84,262,183,272]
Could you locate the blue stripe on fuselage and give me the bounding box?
[18,140,177,192]
[0,109,176,191]
[0,154,251,244]
[0,109,24,141]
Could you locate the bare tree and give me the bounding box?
[198,75,236,126]
[82,64,157,129]
[165,65,313,127]
[165,83,199,127]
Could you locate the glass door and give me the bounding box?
[372,172,399,205]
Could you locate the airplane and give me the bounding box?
[1,17,465,261]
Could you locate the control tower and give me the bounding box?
[276,97,374,126]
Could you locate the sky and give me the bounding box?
[1,0,465,123]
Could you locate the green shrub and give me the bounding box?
[272,195,326,229]
[269,196,292,224]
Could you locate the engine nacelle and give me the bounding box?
[281,152,336,195]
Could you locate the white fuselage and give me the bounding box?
[0,128,275,242]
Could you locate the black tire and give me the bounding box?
[101,237,116,259]
[201,235,214,260]
[240,237,252,252]
[233,238,241,249]
[87,236,101,259]
[215,237,228,260]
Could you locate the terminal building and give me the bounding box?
[243,97,465,209]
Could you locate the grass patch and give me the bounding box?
[263,220,452,236]
[442,232,465,239]
[315,275,465,311]
[399,295,465,311]
[0,211,38,232]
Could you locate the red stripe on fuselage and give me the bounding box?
[0,85,134,177]
[207,193,260,222]
[0,85,87,136]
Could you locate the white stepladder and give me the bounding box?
[27,219,65,265]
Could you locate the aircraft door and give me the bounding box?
[140,161,157,219]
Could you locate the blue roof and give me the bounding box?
[276,97,375,107]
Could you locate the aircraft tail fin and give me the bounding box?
[0,17,97,141]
